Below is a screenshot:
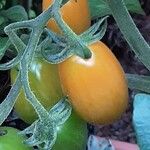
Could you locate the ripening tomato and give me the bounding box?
[11,58,63,124]
[11,58,88,150]
[58,41,129,125]
[0,127,32,150]
[42,0,91,34]
[52,111,88,150]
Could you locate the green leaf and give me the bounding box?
[89,0,110,19]
[124,0,144,14]
[0,37,9,60]
[133,94,150,150]
[0,0,6,10]
[89,0,144,19]
[0,5,28,22]
[0,16,5,25]
[127,74,150,94]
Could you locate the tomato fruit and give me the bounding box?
[0,127,32,150]
[11,58,88,149]
[52,111,88,150]
[42,0,91,34]
[58,41,129,125]
[11,58,63,124]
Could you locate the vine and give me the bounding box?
[106,0,150,71]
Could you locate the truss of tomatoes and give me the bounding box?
[8,0,128,149]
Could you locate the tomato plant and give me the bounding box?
[42,0,91,34]
[52,111,88,150]
[0,0,149,149]
[0,127,32,150]
[11,57,63,124]
[58,41,129,125]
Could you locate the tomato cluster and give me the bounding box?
[7,0,128,149]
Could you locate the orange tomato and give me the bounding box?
[42,0,91,34]
[58,41,128,125]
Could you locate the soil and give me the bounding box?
[0,0,150,146]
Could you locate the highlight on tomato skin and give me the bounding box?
[58,41,129,125]
[42,0,91,34]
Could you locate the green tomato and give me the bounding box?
[0,127,32,150]
[11,57,63,124]
[11,57,88,149]
[53,111,88,150]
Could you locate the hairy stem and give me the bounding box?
[106,0,150,71]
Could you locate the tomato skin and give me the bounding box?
[11,58,63,124]
[53,111,88,150]
[42,0,91,34]
[58,41,129,125]
[0,127,32,150]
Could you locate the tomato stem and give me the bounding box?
[53,0,92,59]
[106,0,150,71]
